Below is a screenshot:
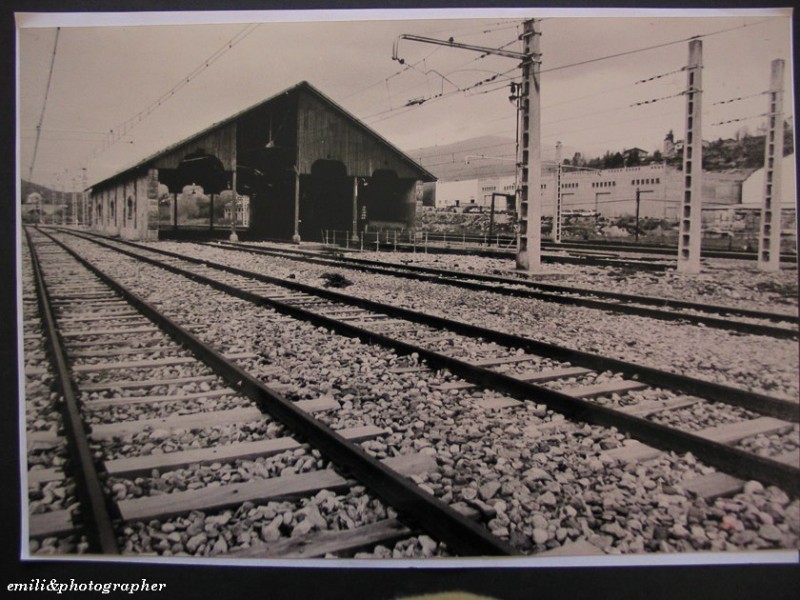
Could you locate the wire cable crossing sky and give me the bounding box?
[17,9,794,190]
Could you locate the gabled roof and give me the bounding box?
[89,81,435,190]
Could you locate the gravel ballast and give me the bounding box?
[24,232,799,558]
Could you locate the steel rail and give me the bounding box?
[540,239,799,263]
[37,229,516,557]
[61,228,800,423]
[206,240,798,337]
[56,230,800,497]
[374,239,674,271]
[24,229,120,554]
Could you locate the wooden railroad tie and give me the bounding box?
[29,509,77,539]
[602,416,795,464]
[61,326,161,338]
[89,398,340,440]
[223,504,483,560]
[513,366,592,384]
[73,352,259,374]
[70,345,177,359]
[26,430,64,451]
[104,425,388,477]
[561,379,648,399]
[473,354,541,367]
[81,374,218,393]
[83,388,234,410]
[681,450,799,500]
[28,467,64,485]
[57,313,142,324]
[117,452,437,522]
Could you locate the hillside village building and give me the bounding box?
[432,158,795,230]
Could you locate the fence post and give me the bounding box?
[393,231,397,252]
[425,232,428,254]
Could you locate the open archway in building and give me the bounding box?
[158,149,229,196]
[299,159,352,241]
[362,168,417,231]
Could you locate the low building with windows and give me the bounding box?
[433,163,685,219]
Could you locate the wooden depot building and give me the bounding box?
[87,81,436,242]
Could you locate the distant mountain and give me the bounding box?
[21,180,56,203]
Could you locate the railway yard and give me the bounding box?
[21,226,799,561]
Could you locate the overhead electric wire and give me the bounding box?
[28,27,60,181]
[539,19,772,76]
[712,91,769,105]
[630,91,687,107]
[366,18,775,130]
[88,23,260,160]
[711,113,772,126]
[635,66,687,85]
[362,33,521,122]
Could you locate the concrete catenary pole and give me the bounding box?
[516,19,543,272]
[393,21,539,268]
[757,59,785,272]
[553,141,562,243]
[677,39,703,273]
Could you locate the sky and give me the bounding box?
[17,8,794,191]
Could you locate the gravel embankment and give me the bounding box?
[356,249,800,314]
[44,234,799,556]
[157,242,799,401]
[22,240,89,555]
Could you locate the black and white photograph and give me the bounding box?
[6,2,799,596]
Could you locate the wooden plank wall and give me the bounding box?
[296,92,420,179]
[153,124,237,171]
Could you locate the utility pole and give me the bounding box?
[595,191,610,223]
[553,141,562,243]
[635,188,654,243]
[757,59,785,272]
[677,39,703,273]
[82,167,88,227]
[292,166,301,243]
[230,150,239,242]
[517,19,543,271]
[394,18,542,272]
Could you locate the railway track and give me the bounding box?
[26,227,799,556]
[539,238,798,264]
[24,227,511,558]
[191,240,798,340]
[342,235,797,266]
[39,229,800,504]
[344,237,676,271]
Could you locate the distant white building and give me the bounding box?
[223,195,250,226]
[740,154,796,210]
[433,163,685,219]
